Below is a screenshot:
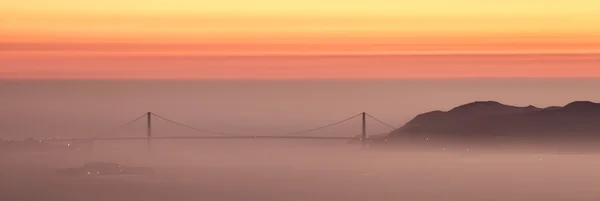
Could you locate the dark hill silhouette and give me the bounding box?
[390,101,600,139]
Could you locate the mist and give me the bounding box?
[3,79,600,201]
[2,79,600,140]
[3,139,600,201]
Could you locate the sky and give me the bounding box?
[2,0,600,78]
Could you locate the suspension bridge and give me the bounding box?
[43,112,397,147]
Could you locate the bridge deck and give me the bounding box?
[43,136,373,142]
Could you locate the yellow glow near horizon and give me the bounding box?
[4,0,600,16]
[2,0,600,54]
[3,0,600,79]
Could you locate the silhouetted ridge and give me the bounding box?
[450,101,502,111]
[391,101,600,138]
[448,101,539,116]
[563,101,600,111]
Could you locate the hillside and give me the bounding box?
[390,101,600,139]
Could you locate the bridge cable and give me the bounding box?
[93,113,149,138]
[150,113,237,136]
[365,113,398,130]
[276,113,363,136]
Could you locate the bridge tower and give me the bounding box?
[147,112,152,149]
[361,112,367,148]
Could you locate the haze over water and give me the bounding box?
[3,78,600,201]
[4,139,600,201]
[1,78,600,140]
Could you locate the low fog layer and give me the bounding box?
[2,140,600,201]
[3,79,600,201]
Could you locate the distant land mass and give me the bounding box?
[387,101,600,152]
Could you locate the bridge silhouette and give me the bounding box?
[44,112,397,147]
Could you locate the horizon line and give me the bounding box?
[3,50,600,58]
[3,77,600,81]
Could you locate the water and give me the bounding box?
[2,79,600,200]
[2,140,600,201]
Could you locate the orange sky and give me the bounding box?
[2,0,600,78]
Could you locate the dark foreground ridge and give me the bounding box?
[387,101,600,152]
[392,101,600,137]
